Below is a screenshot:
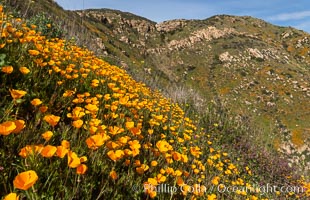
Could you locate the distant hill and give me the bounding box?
[76,9,310,152]
[7,0,310,170]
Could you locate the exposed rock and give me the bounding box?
[155,20,186,32]
[281,31,292,39]
[219,52,234,62]
[119,36,129,43]
[166,26,236,51]
[125,19,155,33]
[247,48,264,59]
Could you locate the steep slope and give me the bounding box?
[6,0,309,173]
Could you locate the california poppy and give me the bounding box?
[11,120,25,134]
[156,140,172,153]
[41,131,53,141]
[3,193,19,200]
[109,170,117,180]
[1,66,13,74]
[76,164,87,175]
[125,121,134,130]
[67,151,80,168]
[0,121,16,135]
[43,114,60,127]
[40,145,57,158]
[72,119,83,128]
[13,170,38,190]
[86,134,110,150]
[30,98,42,106]
[9,89,27,99]
[39,105,48,113]
[28,50,40,56]
[19,67,30,74]
[61,140,70,149]
[107,150,124,161]
[56,145,68,158]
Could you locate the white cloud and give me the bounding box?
[268,11,310,21]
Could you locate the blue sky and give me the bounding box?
[55,0,310,33]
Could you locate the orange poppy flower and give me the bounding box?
[107,150,124,161]
[156,174,167,183]
[130,127,141,136]
[118,136,130,145]
[3,192,19,200]
[181,154,188,163]
[124,149,133,156]
[119,96,129,105]
[109,126,124,135]
[13,170,38,190]
[56,145,68,158]
[190,147,202,158]
[0,121,16,135]
[76,164,88,175]
[84,104,98,113]
[106,141,120,150]
[151,161,158,167]
[28,50,40,56]
[91,79,99,87]
[72,119,83,128]
[211,176,220,186]
[172,151,181,161]
[1,66,13,74]
[39,105,48,113]
[86,134,110,150]
[133,160,141,167]
[125,121,134,130]
[67,107,85,120]
[30,98,42,106]
[136,164,149,175]
[109,170,118,180]
[80,156,87,163]
[19,67,30,74]
[176,177,184,186]
[207,194,217,200]
[124,159,131,166]
[61,140,70,149]
[11,120,25,134]
[41,131,53,141]
[19,146,33,158]
[147,178,158,186]
[67,151,80,168]
[40,145,57,158]
[156,140,173,153]
[128,140,141,150]
[9,89,27,99]
[43,114,60,127]
[144,179,157,198]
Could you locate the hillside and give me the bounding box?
[76,9,310,170]
[0,0,310,199]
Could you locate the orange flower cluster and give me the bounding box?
[19,139,87,174]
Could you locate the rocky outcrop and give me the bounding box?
[126,19,155,33]
[155,20,186,33]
